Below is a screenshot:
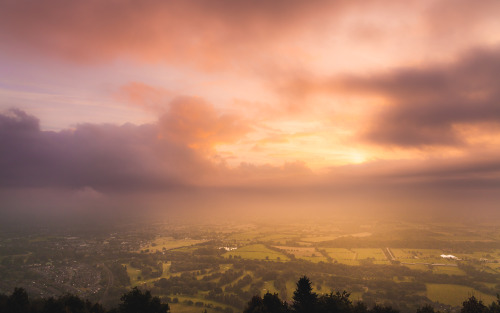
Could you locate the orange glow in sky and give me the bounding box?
[1,0,500,218]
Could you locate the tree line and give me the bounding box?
[2,276,500,313]
[0,287,169,313]
[243,276,500,313]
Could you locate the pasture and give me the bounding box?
[485,263,500,272]
[323,248,388,265]
[139,237,205,253]
[223,244,290,261]
[352,248,387,261]
[391,249,443,260]
[257,234,299,244]
[225,231,261,242]
[391,249,459,264]
[432,266,466,276]
[402,263,431,271]
[125,262,170,286]
[302,235,339,242]
[426,283,497,307]
[274,246,328,263]
[324,248,356,262]
[455,251,496,261]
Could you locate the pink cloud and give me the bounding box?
[159,96,251,151]
[116,82,173,112]
[276,46,500,147]
[0,0,347,68]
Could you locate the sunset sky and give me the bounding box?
[1,0,500,220]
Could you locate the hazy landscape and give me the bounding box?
[1,219,499,312]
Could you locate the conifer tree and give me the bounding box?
[292,276,317,313]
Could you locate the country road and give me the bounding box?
[385,247,395,261]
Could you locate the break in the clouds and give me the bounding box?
[1,107,500,220]
[2,108,500,194]
[281,46,500,147]
[0,104,307,192]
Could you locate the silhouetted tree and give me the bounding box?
[461,296,487,313]
[41,297,65,313]
[6,288,29,313]
[317,291,352,313]
[243,292,289,313]
[262,292,289,313]
[243,295,265,313]
[119,287,169,313]
[416,304,435,313]
[293,276,317,313]
[6,279,500,313]
[39,294,105,313]
[353,301,369,313]
[369,304,399,313]
[59,294,86,313]
[489,296,500,313]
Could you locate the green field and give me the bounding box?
[224,244,290,261]
[325,248,356,262]
[391,249,443,260]
[353,248,387,260]
[257,234,298,244]
[485,263,500,272]
[169,245,200,253]
[455,251,496,261]
[372,260,391,264]
[403,263,432,271]
[274,246,328,263]
[302,235,339,242]
[126,262,170,286]
[323,248,389,265]
[225,231,261,242]
[432,266,466,276]
[391,249,460,264]
[300,255,330,263]
[139,237,205,253]
[426,283,497,307]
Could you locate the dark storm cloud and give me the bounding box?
[0,103,311,193]
[283,46,500,147]
[0,108,209,191]
[356,47,500,147]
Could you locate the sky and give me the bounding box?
[1,0,500,221]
